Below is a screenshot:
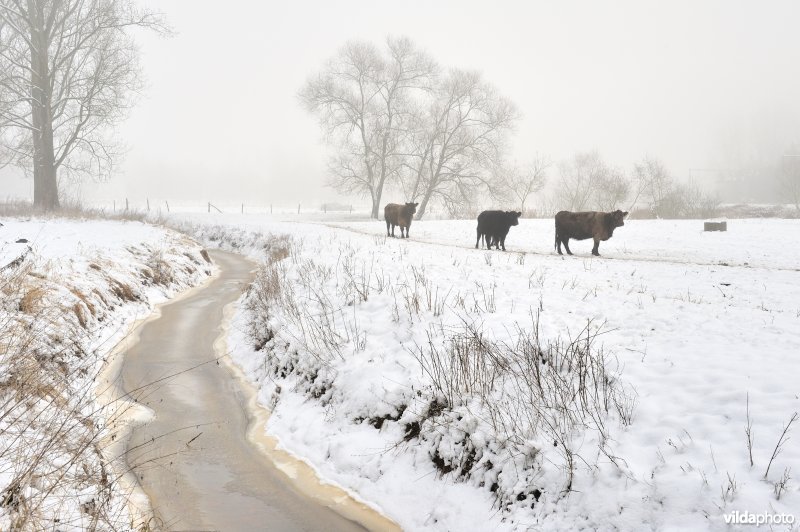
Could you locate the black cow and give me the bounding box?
[554,210,628,256]
[476,210,522,251]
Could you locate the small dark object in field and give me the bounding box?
[555,210,628,256]
[200,249,211,263]
[384,202,418,238]
[476,210,521,251]
[16,238,28,243]
[704,221,727,232]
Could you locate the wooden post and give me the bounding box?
[297,203,300,214]
[125,198,129,211]
[165,200,170,213]
[147,198,150,212]
[208,202,211,213]
[241,203,244,214]
[113,200,116,212]
[270,204,273,214]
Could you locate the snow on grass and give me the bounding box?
[0,218,211,531]
[173,214,800,530]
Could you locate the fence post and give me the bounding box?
[208,202,210,213]
[270,204,273,214]
[297,203,300,214]
[125,198,129,211]
[165,200,170,213]
[147,198,150,212]
[241,203,244,214]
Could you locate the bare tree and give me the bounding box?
[631,156,720,218]
[496,155,549,214]
[300,37,435,219]
[594,166,630,211]
[555,151,610,211]
[407,69,518,219]
[630,156,673,215]
[0,0,166,211]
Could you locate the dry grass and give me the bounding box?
[0,229,203,530]
[18,286,46,314]
[0,199,149,223]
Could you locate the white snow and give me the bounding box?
[174,213,800,531]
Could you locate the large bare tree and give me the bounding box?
[0,0,164,211]
[404,69,518,219]
[301,37,434,219]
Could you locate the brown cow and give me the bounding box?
[384,202,418,238]
[555,210,628,256]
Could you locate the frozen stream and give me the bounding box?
[121,250,395,531]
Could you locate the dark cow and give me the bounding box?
[384,202,418,238]
[476,210,522,251]
[554,210,628,256]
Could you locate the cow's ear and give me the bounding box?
[516,211,522,217]
[414,203,419,207]
[623,211,629,217]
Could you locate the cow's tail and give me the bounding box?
[554,221,559,251]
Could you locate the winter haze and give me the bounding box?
[3,0,800,205]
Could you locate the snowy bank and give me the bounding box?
[0,218,211,530]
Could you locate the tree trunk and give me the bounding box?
[415,186,436,220]
[28,1,59,211]
[371,197,380,219]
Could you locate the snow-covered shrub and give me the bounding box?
[409,317,635,504]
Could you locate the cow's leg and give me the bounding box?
[476,229,481,249]
[556,237,563,255]
[406,225,410,238]
[592,238,601,256]
[500,236,506,251]
[401,226,407,238]
[391,224,396,237]
[564,238,573,255]
[386,220,391,237]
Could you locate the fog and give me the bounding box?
[4,0,800,206]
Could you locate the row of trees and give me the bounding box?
[553,152,720,218]
[301,38,722,220]
[0,0,163,211]
[300,37,519,219]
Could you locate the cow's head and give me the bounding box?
[611,210,628,227]
[507,211,522,226]
[405,202,419,215]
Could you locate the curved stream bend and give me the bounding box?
[120,250,395,531]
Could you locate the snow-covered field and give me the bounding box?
[0,218,211,530]
[175,214,800,531]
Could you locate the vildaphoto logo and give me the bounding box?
[723,510,795,527]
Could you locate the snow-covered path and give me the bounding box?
[120,250,396,531]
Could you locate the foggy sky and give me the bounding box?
[3,0,800,206]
